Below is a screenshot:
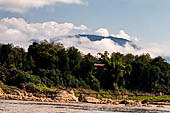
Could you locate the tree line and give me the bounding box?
[0,40,170,94]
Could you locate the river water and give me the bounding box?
[0,100,170,113]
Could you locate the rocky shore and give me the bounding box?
[0,87,79,103]
[0,88,167,108]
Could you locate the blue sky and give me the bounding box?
[0,0,170,44]
[0,0,170,59]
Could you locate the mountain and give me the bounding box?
[49,34,137,48]
[75,34,138,49]
[75,34,130,46]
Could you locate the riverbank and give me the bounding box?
[1,87,170,108]
[1,100,170,113]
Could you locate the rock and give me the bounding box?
[39,97,44,102]
[134,100,142,106]
[54,90,78,102]
[112,100,119,105]
[35,92,46,98]
[156,105,164,108]
[30,96,38,101]
[79,94,86,102]
[44,98,53,102]
[0,88,4,95]
[120,100,137,106]
[21,91,28,97]
[84,96,100,104]
[69,90,78,102]
[100,98,119,105]
[120,100,129,104]
[100,98,108,104]
[27,93,33,97]
[142,104,148,107]
[142,99,149,104]
[106,99,113,104]
[38,97,52,102]
[22,96,29,101]
[79,94,100,104]
[12,89,22,96]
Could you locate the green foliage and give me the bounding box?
[0,81,17,93]
[24,83,56,92]
[97,52,132,90]
[127,95,170,102]
[0,41,170,94]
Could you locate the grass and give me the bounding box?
[127,95,170,102]
[25,83,57,92]
[75,89,123,99]
[74,88,170,102]
[0,81,17,93]
[34,85,56,92]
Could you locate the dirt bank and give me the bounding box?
[0,87,168,108]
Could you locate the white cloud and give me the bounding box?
[94,28,131,40]
[111,30,131,40]
[0,0,87,13]
[74,25,87,30]
[95,28,109,37]
[55,36,170,60]
[0,17,170,61]
[133,42,170,58]
[0,17,87,48]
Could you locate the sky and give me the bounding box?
[0,0,170,59]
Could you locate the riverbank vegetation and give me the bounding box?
[0,41,170,96]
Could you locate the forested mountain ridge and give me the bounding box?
[0,41,170,94]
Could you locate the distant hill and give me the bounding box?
[31,34,131,47]
[75,34,130,46]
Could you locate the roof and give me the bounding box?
[94,64,105,67]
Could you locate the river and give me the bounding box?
[0,100,170,113]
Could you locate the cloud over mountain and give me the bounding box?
[95,28,131,40]
[0,0,87,13]
[111,30,131,40]
[54,35,170,59]
[95,28,109,37]
[0,17,170,61]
